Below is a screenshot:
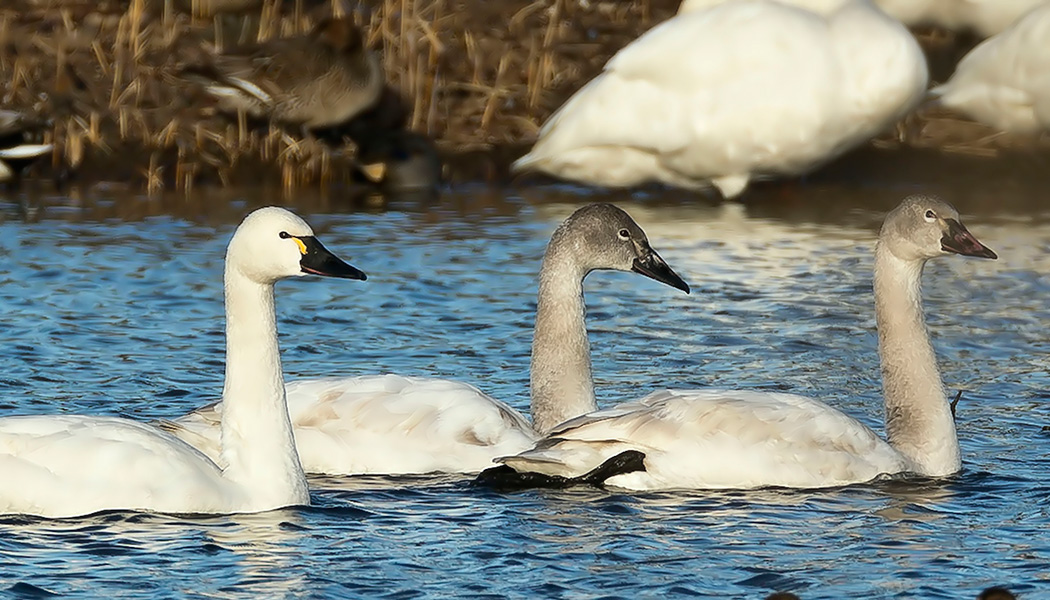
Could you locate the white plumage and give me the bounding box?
[0,207,365,517]
[513,0,927,198]
[164,375,536,475]
[500,389,910,489]
[931,3,1050,133]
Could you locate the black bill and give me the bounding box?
[298,236,368,280]
[631,244,690,293]
[941,219,997,259]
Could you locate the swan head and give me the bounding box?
[880,195,997,262]
[227,206,367,284]
[556,203,690,293]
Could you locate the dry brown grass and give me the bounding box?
[0,0,1044,192]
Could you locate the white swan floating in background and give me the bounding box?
[480,196,997,491]
[930,3,1050,134]
[0,207,366,518]
[512,0,927,199]
[873,0,1047,38]
[163,203,690,475]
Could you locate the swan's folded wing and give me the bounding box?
[500,389,908,490]
[164,374,536,475]
[0,415,229,516]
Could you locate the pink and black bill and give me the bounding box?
[631,244,690,294]
[941,219,997,259]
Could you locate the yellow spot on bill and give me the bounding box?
[293,237,308,255]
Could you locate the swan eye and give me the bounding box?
[924,210,936,221]
[279,231,291,239]
[618,228,631,240]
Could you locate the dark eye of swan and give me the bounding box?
[279,231,291,239]
[618,229,631,240]
[924,210,936,221]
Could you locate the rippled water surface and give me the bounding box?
[0,183,1048,599]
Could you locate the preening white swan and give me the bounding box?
[930,3,1050,134]
[486,196,996,490]
[0,207,366,517]
[163,203,690,475]
[511,0,927,198]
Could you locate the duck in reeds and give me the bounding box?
[930,3,1050,134]
[512,0,927,199]
[0,110,51,184]
[183,17,383,130]
[356,130,443,193]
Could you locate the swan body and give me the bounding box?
[873,0,1047,38]
[164,375,536,475]
[491,196,997,491]
[165,204,690,476]
[0,207,365,517]
[501,389,911,489]
[930,3,1050,134]
[512,0,927,198]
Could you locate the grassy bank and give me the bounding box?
[0,0,1046,193]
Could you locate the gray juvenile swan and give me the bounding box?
[489,196,997,490]
[162,203,690,475]
[0,207,365,518]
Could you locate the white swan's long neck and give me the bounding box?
[873,243,960,476]
[530,241,595,434]
[219,265,309,509]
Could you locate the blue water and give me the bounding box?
[0,187,1048,599]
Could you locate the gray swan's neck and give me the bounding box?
[530,239,596,435]
[873,243,960,476]
[219,265,308,508]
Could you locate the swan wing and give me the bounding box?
[0,415,232,517]
[500,389,909,490]
[165,374,537,475]
[932,4,1050,133]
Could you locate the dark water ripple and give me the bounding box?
[0,191,1048,598]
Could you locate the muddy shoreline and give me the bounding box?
[1,0,1048,194]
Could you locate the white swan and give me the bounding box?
[162,203,690,475]
[486,196,997,490]
[0,207,366,517]
[873,0,1047,38]
[511,0,927,199]
[929,3,1050,134]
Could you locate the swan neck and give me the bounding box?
[530,238,596,434]
[219,264,308,508]
[874,243,960,476]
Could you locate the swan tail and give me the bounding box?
[472,449,646,491]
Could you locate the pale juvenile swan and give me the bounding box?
[511,0,927,199]
[486,196,997,490]
[162,203,690,475]
[0,207,366,517]
[930,3,1050,134]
